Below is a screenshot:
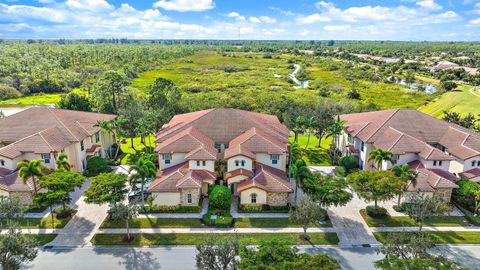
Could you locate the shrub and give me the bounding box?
[392,203,407,213]
[453,179,480,213]
[139,205,201,214]
[86,156,110,176]
[54,206,75,218]
[202,210,233,228]
[0,84,21,101]
[456,205,480,226]
[366,206,388,218]
[209,185,232,210]
[338,156,358,173]
[238,204,290,213]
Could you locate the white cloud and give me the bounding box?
[249,16,276,24]
[296,13,331,24]
[227,11,245,22]
[153,0,214,12]
[65,0,113,12]
[323,25,351,31]
[467,17,480,25]
[268,6,295,16]
[0,3,68,22]
[416,0,443,10]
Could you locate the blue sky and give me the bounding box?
[1,0,480,40]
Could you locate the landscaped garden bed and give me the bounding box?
[373,231,480,245]
[202,210,233,228]
[238,204,290,213]
[360,209,470,227]
[91,232,340,246]
[101,218,204,228]
[139,205,201,214]
[0,210,77,229]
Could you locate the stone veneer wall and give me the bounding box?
[266,192,288,206]
[436,188,453,203]
[180,188,201,206]
[10,191,34,205]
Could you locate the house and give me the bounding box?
[337,109,480,202]
[148,108,292,207]
[429,61,478,75]
[0,108,116,203]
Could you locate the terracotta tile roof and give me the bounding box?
[156,108,289,145]
[148,162,216,192]
[86,144,101,154]
[224,127,287,159]
[184,145,217,160]
[0,171,35,192]
[407,167,458,192]
[459,168,480,180]
[224,168,253,180]
[156,127,217,160]
[408,160,425,170]
[176,170,216,189]
[341,109,480,161]
[237,164,292,193]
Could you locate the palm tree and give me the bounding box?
[55,152,71,172]
[289,159,311,203]
[367,148,394,171]
[129,156,157,205]
[326,117,345,164]
[392,164,418,206]
[303,117,316,150]
[95,118,124,160]
[18,159,45,195]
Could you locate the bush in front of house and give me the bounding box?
[202,210,233,228]
[139,205,201,214]
[54,206,76,218]
[86,156,110,176]
[453,179,480,213]
[366,206,388,218]
[209,185,232,210]
[238,204,291,213]
[392,202,407,213]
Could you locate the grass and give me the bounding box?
[101,218,204,228]
[290,134,332,166]
[360,209,471,227]
[234,218,333,228]
[0,93,62,105]
[119,135,156,164]
[374,231,480,245]
[0,212,76,229]
[91,232,339,246]
[32,234,57,245]
[421,84,480,117]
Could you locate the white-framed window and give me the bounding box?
[95,132,100,143]
[0,160,4,166]
[215,144,222,153]
[163,154,172,164]
[42,153,50,164]
[251,193,257,204]
[235,160,240,166]
[241,160,245,167]
[271,155,279,165]
[187,193,192,204]
[392,155,399,165]
[196,160,201,166]
[80,140,85,151]
[202,160,206,166]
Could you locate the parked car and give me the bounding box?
[133,178,153,190]
[128,189,151,202]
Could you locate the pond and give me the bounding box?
[0,104,55,117]
[388,76,438,94]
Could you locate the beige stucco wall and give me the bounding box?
[256,153,287,171]
[463,156,480,172]
[0,155,21,171]
[404,191,433,202]
[420,158,450,171]
[188,160,215,172]
[151,192,181,206]
[449,160,464,174]
[227,175,249,185]
[227,155,253,172]
[159,153,186,170]
[240,187,267,205]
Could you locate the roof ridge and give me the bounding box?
[386,127,405,151]
[75,121,92,136]
[365,109,400,142]
[260,165,290,190]
[48,108,79,141]
[37,132,55,153]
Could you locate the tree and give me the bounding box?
[282,106,308,142]
[86,156,109,176]
[92,70,128,114]
[311,104,336,148]
[55,152,71,172]
[0,227,38,270]
[196,235,240,270]
[440,80,457,92]
[146,77,183,117]
[289,159,311,202]
[108,202,139,241]
[129,156,157,205]
[57,92,92,112]
[209,185,232,210]
[368,148,394,170]
[0,196,25,228]
[391,164,418,206]
[289,197,326,240]
[285,253,340,270]
[347,170,404,208]
[17,159,45,196]
[85,172,128,205]
[95,118,124,159]
[36,171,85,212]
[288,142,302,166]
[453,179,480,215]
[443,110,478,130]
[404,192,450,231]
[302,174,352,208]
[326,117,345,153]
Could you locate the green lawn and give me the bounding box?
[101,218,204,228]
[374,232,480,244]
[92,232,339,246]
[234,218,332,228]
[32,234,57,245]
[290,134,332,166]
[119,135,156,164]
[0,213,75,229]
[360,209,471,227]
[421,84,479,117]
[0,93,62,105]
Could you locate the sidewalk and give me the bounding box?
[372,226,480,232]
[97,227,337,234]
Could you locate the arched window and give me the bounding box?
[251,193,257,204]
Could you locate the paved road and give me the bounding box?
[28,245,480,270]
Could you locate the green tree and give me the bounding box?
[146,77,183,116]
[0,196,25,228]
[0,227,38,270]
[92,70,128,114]
[55,152,71,172]
[289,159,311,203]
[368,148,394,170]
[391,164,418,206]
[57,92,92,112]
[347,170,404,208]
[196,235,240,270]
[108,202,139,241]
[129,156,157,205]
[36,171,85,212]
[289,197,326,240]
[86,156,109,176]
[285,253,340,270]
[85,173,128,205]
[302,174,352,208]
[440,80,457,91]
[404,192,450,231]
[209,185,232,210]
[95,118,124,159]
[17,159,45,196]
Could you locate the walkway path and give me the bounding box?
[469,87,480,97]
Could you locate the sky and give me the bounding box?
[0,0,480,40]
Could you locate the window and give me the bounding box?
[224,143,229,149]
[80,140,85,151]
[433,161,442,166]
[82,159,86,170]
[392,155,399,165]
[361,141,365,151]
[433,161,437,166]
[235,160,240,166]
[251,193,257,204]
[477,161,480,167]
[0,160,4,166]
[95,133,100,143]
[347,134,353,144]
[163,154,171,164]
[439,161,443,166]
[473,161,476,167]
[241,160,245,167]
[42,154,50,164]
[215,144,222,153]
[271,155,279,165]
[202,160,206,166]
[187,193,192,204]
